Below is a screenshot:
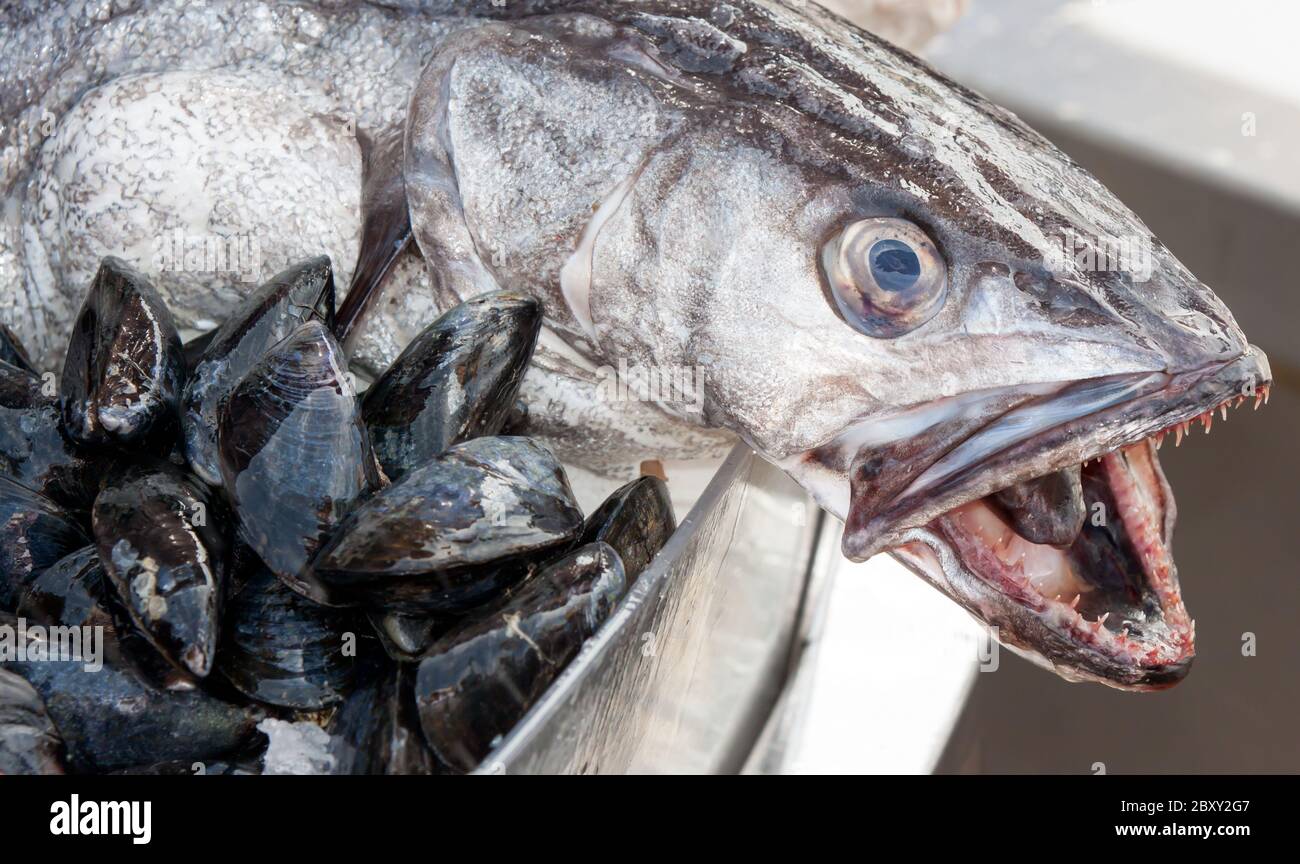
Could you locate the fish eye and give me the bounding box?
[820,218,948,337]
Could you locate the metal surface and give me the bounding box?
[475,444,818,774]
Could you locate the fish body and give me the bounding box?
[0,1,1272,688]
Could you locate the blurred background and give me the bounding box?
[758,0,1300,774]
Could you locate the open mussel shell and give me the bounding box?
[329,663,442,774]
[0,611,261,773]
[0,324,37,375]
[60,257,185,446]
[0,475,90,611]
[308,436,583,614]
[218,319,380,604]
[415,541,626,772]
[0,360,100,508]
[92,461,226,677]
[216,566,360,711]
[579,475,677,582]
[0,668,66,775]
[362,290,542,481]
[183,257,337,486]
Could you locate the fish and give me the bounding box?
[0,1,1272,689]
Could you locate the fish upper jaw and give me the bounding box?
[784,345,1271,690]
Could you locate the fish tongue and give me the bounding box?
[991,464,1086,547]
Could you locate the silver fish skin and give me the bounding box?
[0,1,1272,689]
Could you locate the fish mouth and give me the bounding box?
[840,347,1271,689]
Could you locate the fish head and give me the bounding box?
[404,2,1272,689]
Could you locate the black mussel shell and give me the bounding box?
[0,360,99,508]
[0,324,36,374]
[308,436,583,614]
[329,663,441,774]
[60,257,185,446]
[218,320,380,603]
[0,611,261,773]
[18,546,190,688]
[415,541,625,772]
[183,257,336,486]
[369,611,450,663]
[216,566,359,710]
[579,475,676,582]
[17,546,107,628]
[0,668,66,775]
[362,291,541,481]
[92,461,226,677]
[0,475,90,611]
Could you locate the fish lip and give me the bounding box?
[842,345,1272,562]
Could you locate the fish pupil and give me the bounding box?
[868,239,921,292]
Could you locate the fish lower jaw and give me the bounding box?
[900,386,1271,687]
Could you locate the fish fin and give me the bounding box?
[335,125,412,346]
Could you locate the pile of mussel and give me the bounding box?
[0,256,675,775]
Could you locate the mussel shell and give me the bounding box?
[92,462,226,677]
[0,324,36,374]
[328,663,441,774]
[579,475,676,582]
[0,360,99,507]
[415,542,625,772]
[183,257,337,486]
[18,546,189,688]
[0,611,261,773]
[218,320,380,603]
[60,256,185,446]
[18,546,116,634]
[362,290,541,481]
[0,475,90,611]
[308,436,583,614]
[216,566,359,710]
[0,668,66,775]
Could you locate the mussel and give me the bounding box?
[218,320,381,603]
[329,663,441,774]
[60,257,185,446]
[0,475,90,611]
[0,611,261,773]
[580,475,676,582]
[18,545,191,688]
[415,542,626,772]
[308,436,584,614]
[183,257,336,486]
[0,668,66,775]
[362,290,542,481]
[0,359,98,507]
[216,566,359,710]
[92,461,227,677]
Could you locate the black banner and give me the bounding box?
[0,775,1282,850]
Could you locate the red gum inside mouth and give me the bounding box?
[926,384,1270,666]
